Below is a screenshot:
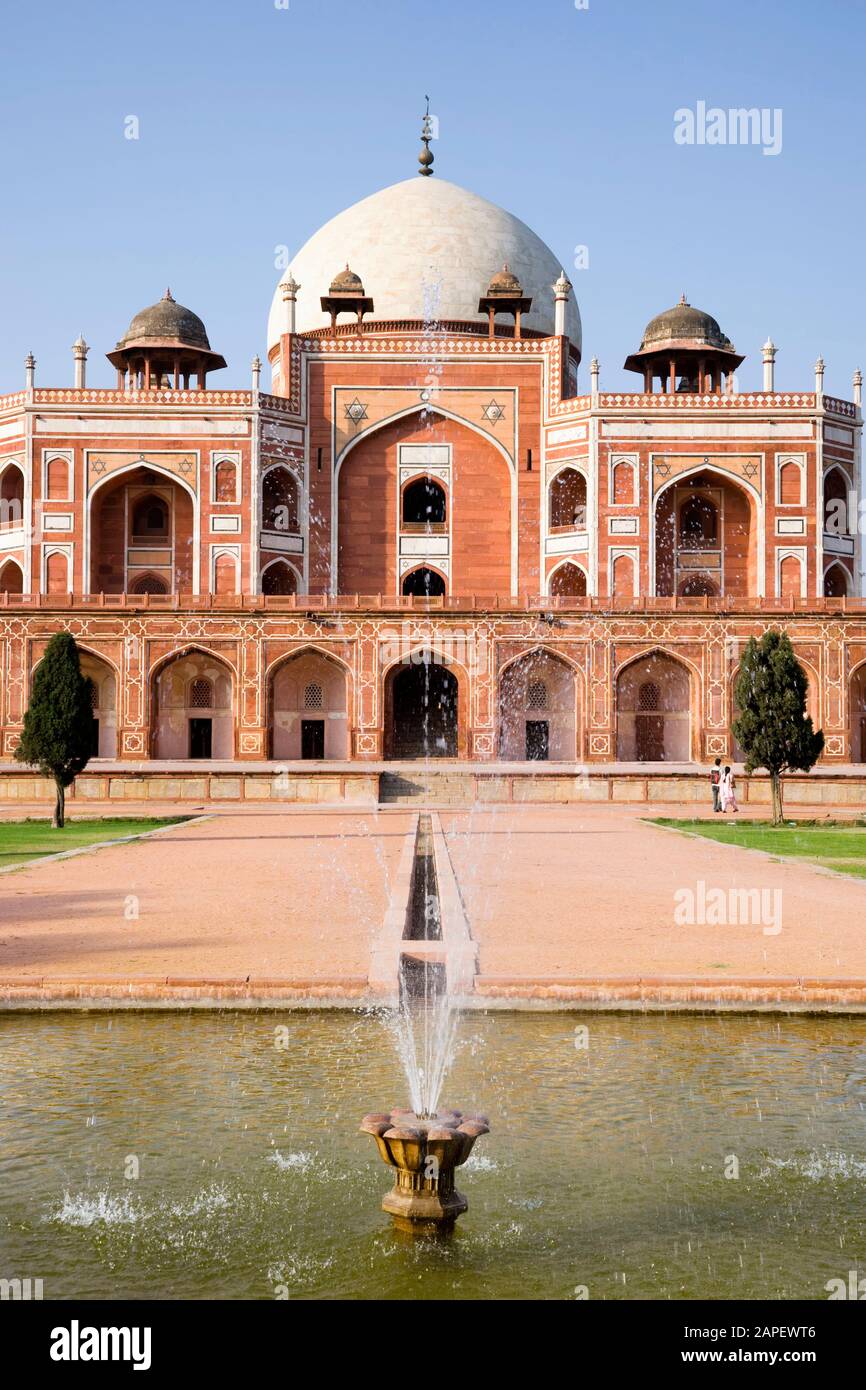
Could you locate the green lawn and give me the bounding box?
[0,817,190,869]
[651,818,866,879]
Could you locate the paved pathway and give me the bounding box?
[0,804,864,989]
[441,805,866,982]
[0,811,412,980]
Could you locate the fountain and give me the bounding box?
[362,811,489,1232]
[361,1107,489,1233]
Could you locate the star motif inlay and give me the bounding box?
[344,398,368,423]
[742,461,758,479]
[655,462,671,478]
[92,458,106,474]
[482,399,506,423]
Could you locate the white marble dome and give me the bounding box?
[267,176,580,352]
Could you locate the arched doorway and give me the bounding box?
[616,652,692,761]
[89,465,194,593]
[130,572,168,595]
[824,563,850,598]
[498,650,578,760]
[151,650,233,759]
[261,560,299,595]
[679,572,719,597]
[850,664,866,762]
[823,467,850,534]
[262,467,300,534]
[548,468,587,529]
[655,470,755,598]
[269,649,349,759]
[401,477,447,528]
[79,652,118,758]
[0,558,23,594]
[385,652,459,759]
[0,463,24,529]
[549,561,587,597]
[402,566,446,597]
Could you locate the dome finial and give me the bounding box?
[679,292,688,306]
[163,287,175,302]
[418,96,434,177]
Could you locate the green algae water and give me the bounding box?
[0,1010,864,1300]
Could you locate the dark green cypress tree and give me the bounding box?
[732,628,824,825]
[15,632,95,828]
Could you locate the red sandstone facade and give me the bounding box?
[0,176,863,769]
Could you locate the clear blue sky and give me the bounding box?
[1,0,862,395]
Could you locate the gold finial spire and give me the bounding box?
[418,96,434,177]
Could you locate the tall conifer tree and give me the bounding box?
[733,628,824,824]
[15,632,95,828]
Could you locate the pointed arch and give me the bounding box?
[547,558,588,597]
[0,460,24,529]
[849,658,866,763]
[615,647,696,762]
[652,463,761,599]
[497,645,584,761]
[823,560,851,597]
[150,645,235,759]
[335,403,515,478]
[261,556,301,595]
[548,466,587,531]
[335,406,516,597]
[0,557,24,594]
[382,644,469,759]
[401,564,447,597]
[262,464,300,534]
[267,645,352,759]
[86,460,198,597]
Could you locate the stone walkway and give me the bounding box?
[440,805,866,982]
[0,811,412,982]
[0,803,864,1000]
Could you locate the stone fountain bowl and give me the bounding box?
[361,1107,490,1232]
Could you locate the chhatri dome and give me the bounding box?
[267,125,581,353]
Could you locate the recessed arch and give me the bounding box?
[336,407,514,597]
[334,403,515,479]
[548,466,587,530]
[0,461,24,529]
[401,475,447,527]
[212,548,240,594]
[653,464,760,599]
[548,558,588,597]
[849,658,866,763]
[262,464,300,534]
[401,564,447,597]
[130,571,169,595]
[261,556,301,595]
[615,647,696,762]
[150,646,234,759]
[268,646,351,759]
[79,650,117,757]
[44,548,70,594]
[87,461,197,596]
[497,645,583,761]
[382,645,469,759]
[823,561,851,598]
[0,557,24,594]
